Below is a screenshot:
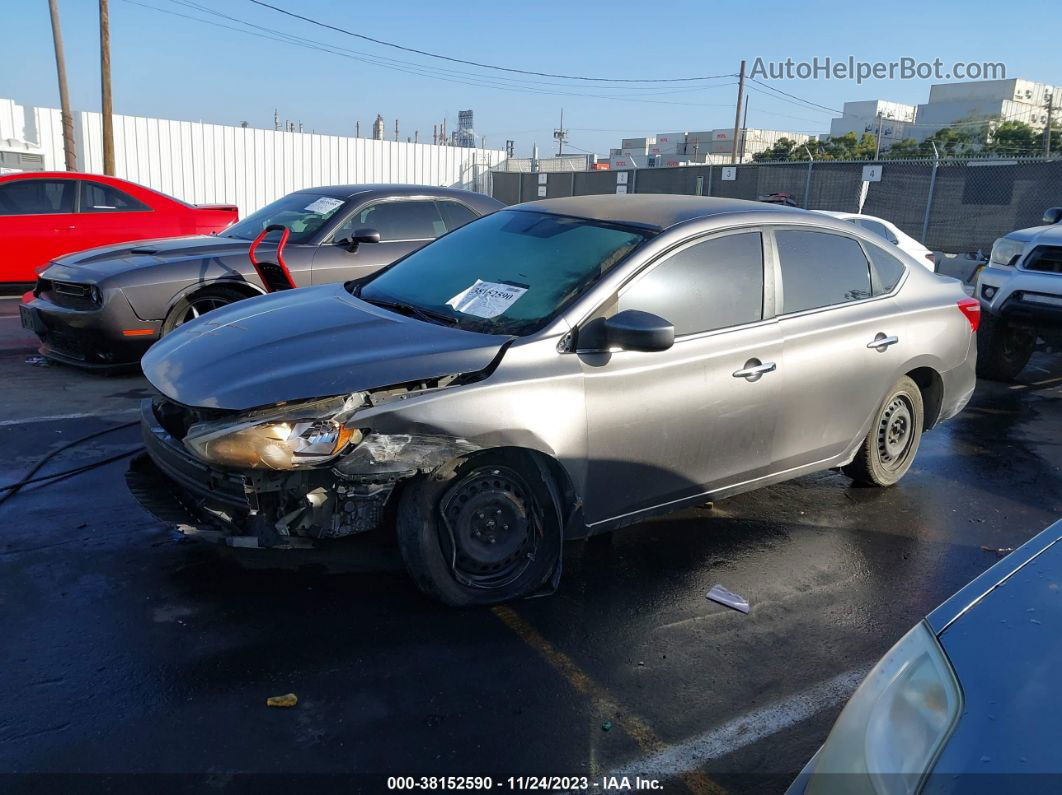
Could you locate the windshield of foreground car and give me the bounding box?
[223,192,347,243]
[355,210,650,335]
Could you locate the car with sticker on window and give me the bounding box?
[127,195,978,606]
[19,184,501,369]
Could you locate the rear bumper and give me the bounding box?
[21,289,159,368]
[937,337,977,426]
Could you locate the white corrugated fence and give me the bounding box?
[0,98,506,217]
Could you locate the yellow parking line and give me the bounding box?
[490,605,727,795]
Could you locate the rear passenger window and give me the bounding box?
[79,182,149,212]
[618,232,763,336]
[864,243,907,294]
[437,201,478,231]
[776,230,872,313]
[0,179,76,215]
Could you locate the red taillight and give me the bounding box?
[957,298,980,332]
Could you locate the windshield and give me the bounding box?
[223,192,348,243]
[356,210,649,335]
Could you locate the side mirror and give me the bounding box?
[338,228,381,251]
[1043,207,1062,225]
[603,309,674,352]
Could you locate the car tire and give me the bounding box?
[843,376,924,488]
[162,286,248,335]
[396,451,563,607]
[976,313,1035,382]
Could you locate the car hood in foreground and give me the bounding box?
[141,284,511,410]
[923,523,1062,779]
[46,235,256,281]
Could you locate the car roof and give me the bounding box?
[291,184,494,201]
[507,194,809,231]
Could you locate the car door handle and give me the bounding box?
[732,361,777,379]
[866,335,899,350]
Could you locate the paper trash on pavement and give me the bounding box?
[706,584,750,614]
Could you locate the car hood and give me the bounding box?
[46,235,256,281]
[141,283,512,410]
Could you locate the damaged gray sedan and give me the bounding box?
[129,195,978,605]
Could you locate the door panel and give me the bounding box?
[577,229,779,525]
[0,178,77,281]
[580,323,783,524]
[769,228,908,471]
[74,181,169,252]
[311,240,423,284]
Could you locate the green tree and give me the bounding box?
[752,137,800,162]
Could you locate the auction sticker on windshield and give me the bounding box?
[304,196,345,214]
[446,279,528,318]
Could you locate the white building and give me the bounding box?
[828,100,917,150]
[911,78,1058,139]
[607,127,812,167]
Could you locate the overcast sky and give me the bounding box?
[2,0,1055,156]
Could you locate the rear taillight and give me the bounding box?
[957,298,981,332]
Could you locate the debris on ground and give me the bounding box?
[601,721,612,732]
[25,356,51,367]
[266,693,298,708]
[980,545,1014,557]
[706,584,750,614]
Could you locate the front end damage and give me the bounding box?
[127,391,480,549]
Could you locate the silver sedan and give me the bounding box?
[130,195,979,605]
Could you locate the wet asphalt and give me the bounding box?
[1,297,1060,794]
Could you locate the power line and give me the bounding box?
[123,0,738,110]
[245,0,735,84]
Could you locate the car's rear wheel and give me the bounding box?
[976,313,1036,382]
[396,451,562,607]
[843,376,924,487]
[162,286,248,335]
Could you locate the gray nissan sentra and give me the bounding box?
[128,195,978,606]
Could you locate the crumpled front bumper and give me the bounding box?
[127,399,398,549]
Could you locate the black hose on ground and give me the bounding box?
[0,420,142,508]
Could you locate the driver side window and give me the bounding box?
[332,199,445,243]
[615,232,765,336]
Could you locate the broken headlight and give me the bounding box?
[183,395,365,470]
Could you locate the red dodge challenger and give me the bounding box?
[0,172,237,286]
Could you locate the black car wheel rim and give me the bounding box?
[440,466,538,589]
[176,296,231,327]
[877,395,914,470]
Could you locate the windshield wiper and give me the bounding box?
[360,295,460,327]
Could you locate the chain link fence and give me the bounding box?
[492,158,1062,254]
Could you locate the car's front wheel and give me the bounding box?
[843,376,924,487]
[976,312,1036,382]
[396,451,562,606]
[162,286,248,335]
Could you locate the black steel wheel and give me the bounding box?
[162,286,248,335]
[843,376,924,487]
[397,452,563,607]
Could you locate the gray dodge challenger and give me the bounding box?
[128,195,979,605]
[20,184,502,368]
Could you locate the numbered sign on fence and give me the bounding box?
[721,167,737,181]
[862,165,882,182]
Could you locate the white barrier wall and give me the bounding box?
[0,98,506,217]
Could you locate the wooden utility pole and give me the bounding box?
[730,59,746,164]
[100,0,115,175]
[48,0,77,171]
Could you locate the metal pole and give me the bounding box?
[803,145,814,209]
[921,142,940,244]
[100,0,115,175]
[1045,94,1054,159]
[874,112,883,161]
[48,0,77,171]
[731,59,746,164]
[740,95,749,161]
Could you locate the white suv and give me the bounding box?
[976,208,1062,380]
